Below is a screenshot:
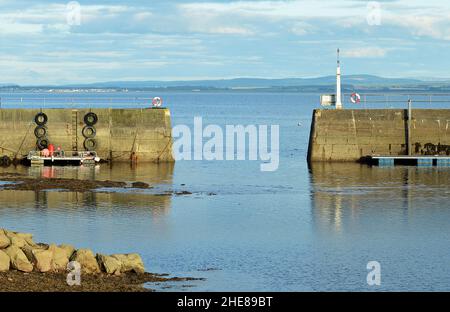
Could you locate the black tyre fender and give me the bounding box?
[12,158,21,166]
[83,138,97,151]
[82,126,96,138]
[84,112,98,126]
[34,125,47,138]
[35,112,48,126]
[2,156,11,167]
[37,137,49,150]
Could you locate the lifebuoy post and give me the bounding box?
[152,97,163,108]
[335,48,343,109]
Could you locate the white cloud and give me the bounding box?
[133,12,153,23]
[179,0,450,40]
[0,3,154,36]
[204,26,254,35]
[178,1,364,19]
[341,47,388,58]
[385,14,450,41]
[38,51,129,58]
[0,22,43,34]
[80,5,136,23]
[1,0,450,83]
[290,22,313,36]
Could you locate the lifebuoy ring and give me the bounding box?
[82,126,96,138]
[84,112,98,126]
[152,97,162,107]
[35,112,48,126]
[350,93,361,104]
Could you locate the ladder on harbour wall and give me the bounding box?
[71,110,78,151]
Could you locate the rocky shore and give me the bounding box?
[0,228,191,292]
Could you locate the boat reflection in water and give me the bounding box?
[0,163,174,221]
[309,163,450,234]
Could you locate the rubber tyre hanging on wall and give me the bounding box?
[84,138,97,151]
[2,156,11,167]
[34,125,47,138]
[84,112,98,126]
[82,126,96,138]
[35,112,48,126]
[12,157,20,166]
[37,137,49,150]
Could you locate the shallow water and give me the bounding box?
[0,91,449,291]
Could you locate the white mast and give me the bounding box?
[335,48,343,109]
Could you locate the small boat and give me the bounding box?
[27,150,101,166]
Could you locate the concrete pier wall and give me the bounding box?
[0,108,174,163]
[308,109,450,162]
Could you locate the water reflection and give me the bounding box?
[309,163,450,233]
[0,162,175,218]
[12,162,175,184]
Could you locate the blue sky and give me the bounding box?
[0,0,449,85]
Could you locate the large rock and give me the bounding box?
[5,245,33,272]
[48,244,70,272]
[97,254,122,275]
[4,230,35,248]
[19,244,53,273]
[0,229,10,249]
[111,253,145,274]
[22,243,47,257]
[21,245,35,263]
[70,249,100,274]
[22,244,71,273]
[10,236,27,248]
[32,249,53,273]
[16,233,36,246]
[0,250,10,272]
[59,244,75,259]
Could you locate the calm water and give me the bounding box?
[0,91,449,291]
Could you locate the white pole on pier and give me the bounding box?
[407,99,412,156]
[335,48,343,110]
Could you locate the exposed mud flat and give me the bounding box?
[0,173,201,196]
[0,176,127,192]
[131,182,150,189]
[0,271,201,292]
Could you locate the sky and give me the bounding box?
[0,0,450,85]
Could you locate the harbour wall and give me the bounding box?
[0,108,174,163]
[307,109,450,162]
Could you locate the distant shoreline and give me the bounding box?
[2,86,450,93]
[1,75,450,93]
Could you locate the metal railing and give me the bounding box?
[342,93,450,109]
[0,97,156,109]
[340,93,450,156]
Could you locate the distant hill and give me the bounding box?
[2,75,450,92]
[58,75,424,89]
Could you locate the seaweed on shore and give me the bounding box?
[0,271,203,292]
[0,175,197,197]
[0,177,127,192]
